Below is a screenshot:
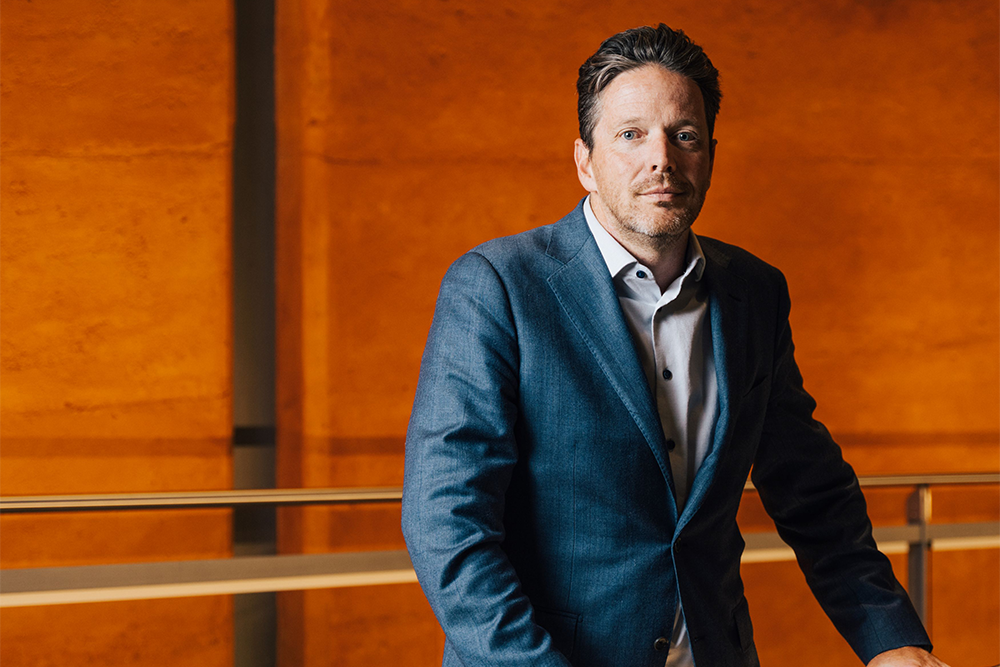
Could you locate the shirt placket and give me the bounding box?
[651,301,689,509]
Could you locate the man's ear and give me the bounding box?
[574,138,598,193]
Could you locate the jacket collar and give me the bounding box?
[545,201,680,520]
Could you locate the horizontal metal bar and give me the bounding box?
[742,524,926,552]
[1,473,996,513]
[926,521,1000,541]
[744,472,999,491]
[932,536,1000,551]
[0,487,403,512]
[736,522,1000,564]
[739,541,914,564]
[852,473,1000,487]
[0,551,416,608]
[3,522,996,607]
[873,524,925,543]
[738,547,798,563]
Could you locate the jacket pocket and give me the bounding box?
[534,607,579,660]
[731,596,755,654]
[744,373,770,397]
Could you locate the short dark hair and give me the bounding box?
[577,24,722,149]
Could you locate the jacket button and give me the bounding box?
[653,637,669,651]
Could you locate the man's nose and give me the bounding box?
[648,133,674,173]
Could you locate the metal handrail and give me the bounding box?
[746,472,1000,491]
[0,551,419,608]
[1,473,997,616]
[741,470,998,625]
[2,473,996,512]
[0,487,403,512]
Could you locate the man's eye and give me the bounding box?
[621,130,637,140]
[677,131,696,142]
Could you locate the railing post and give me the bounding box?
[906,483,932,632]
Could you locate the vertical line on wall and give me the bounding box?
[232,0,277,665]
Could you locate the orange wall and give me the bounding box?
[276,0,998,664]
[1,1,234,664]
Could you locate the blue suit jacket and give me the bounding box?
[402,202,930,667]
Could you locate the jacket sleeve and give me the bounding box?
[749,270,932,664]
[402,251,573,667]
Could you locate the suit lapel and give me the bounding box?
[677,243,749,531]
[545,207,679,515]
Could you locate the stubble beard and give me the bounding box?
[603,186,706,250]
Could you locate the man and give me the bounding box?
[402,24,946,667]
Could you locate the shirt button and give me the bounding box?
[666,439,676,451]
[661,368,672,380]
[654,637,669,651]
[636,270,647,279]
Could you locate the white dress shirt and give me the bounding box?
[583,196,719,667]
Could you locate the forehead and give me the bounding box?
[596,65,706,127]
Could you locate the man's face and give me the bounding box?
[574,65,715,244]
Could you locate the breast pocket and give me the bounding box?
[534,607,579,660]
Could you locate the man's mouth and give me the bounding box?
[637,179,688,198]
[639,187,687,201]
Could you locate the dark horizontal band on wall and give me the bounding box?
[0,437,230,456]
[834,431,999,446]
[3,432,993,455]
[276,435,404,455]
[233,426,277,445]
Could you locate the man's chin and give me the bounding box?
[628,218,694,242]
[651,208,698,230]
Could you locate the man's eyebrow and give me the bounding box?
[612,117,703,128]
[663,117,704,129]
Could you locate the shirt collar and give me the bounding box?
[583,195,706,283]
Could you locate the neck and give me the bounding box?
[607,224,690,293]
[633,231,689,292]
[588,195,693,292]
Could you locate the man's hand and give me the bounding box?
[867,647,950,667]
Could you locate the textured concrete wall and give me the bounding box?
[275,0,997,664]
[1,1,234,664]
